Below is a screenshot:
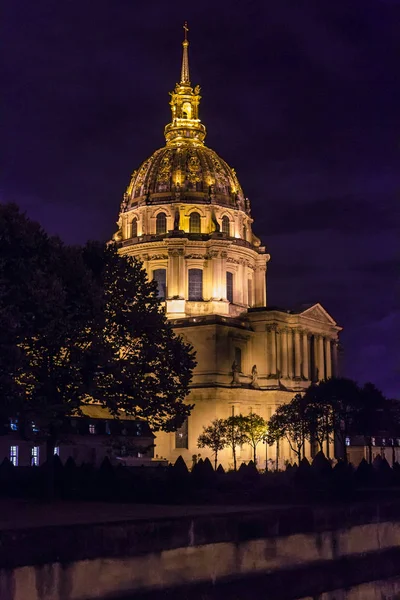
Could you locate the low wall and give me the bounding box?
[1,501,400,600]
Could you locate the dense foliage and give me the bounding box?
[0,204,196,454]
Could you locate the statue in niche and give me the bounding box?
[250,364,259,389]
[231,360,240,386]
[211,209,220,232]
[173,208,180,231]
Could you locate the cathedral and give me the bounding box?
[114,26,342,469]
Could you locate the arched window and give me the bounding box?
[153,269,167,299]
[188,269,203,301]
[243,224,247,241]
[156,212,167,235]
[131,218,138,238]
[226,271,233,303]
[189,212,201,233]
[221,216,230,236]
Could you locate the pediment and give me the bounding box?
[300,303,337,326]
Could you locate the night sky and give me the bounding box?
[3,1,399,397]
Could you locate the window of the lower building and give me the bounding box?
[188,268,203,301]
[105,422,111,435]
[371,437,376,446]
[235,347,242,372]
[189,212,201,233]
[226,271,234,303]
[31,446,40,466]
[10,446,18,466]
[345,437,351,447]
[156,212,167,234]
[31,421,39,433]
[54,447,60,456]
[175,418,188,449]
[131,218,138,238]
[89,423,96,435]
[153,268,167,299]
[10,418,18,431]
[221,215,230,236]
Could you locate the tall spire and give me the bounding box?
[164,23,206,146]
[180,22,190,85]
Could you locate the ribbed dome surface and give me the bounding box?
[125,145,247,211]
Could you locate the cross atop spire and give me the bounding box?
[180,21,190,85]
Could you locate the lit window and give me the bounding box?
[189,212,201,233]
[89,423,96,435]
[153,269,167,299]
[54,447,60,456]
[382,438,386,446]
[9,446,18,466]
[175,418,188,449]
[345,437,351,447]
[31,446,39,466]
[226,271,233,303]
[221,216,230,236]
[156,212,167,234]
[372,437,376,446]
[188,268,203,301]
[31,421,39,433]
[10,419,18,431]
[131,218,138,238]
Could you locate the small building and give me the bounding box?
[0,405,155,467]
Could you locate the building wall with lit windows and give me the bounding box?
[0,407,155,467]
[112,28,343,469]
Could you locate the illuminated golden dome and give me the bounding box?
[122,23,249,215]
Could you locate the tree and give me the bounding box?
[85,243,197,433]
[302,385,334,456]
[197,419,228,470]
[268,395,307,463]
[0,204,99,459]
[356,382,387,464]
[308,378,361,463]
[225,414,248,471]
[242,412,268,466]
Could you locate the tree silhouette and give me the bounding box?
[197,419,228,470]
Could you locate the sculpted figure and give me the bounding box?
[231,360,240,385]
[174,208,180,231]
[250,364,259,389]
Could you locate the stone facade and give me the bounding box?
[115,28,342,468]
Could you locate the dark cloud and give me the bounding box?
[2,0,399,396]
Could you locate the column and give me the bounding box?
[220,251,228,299]
[294,329,301,379]
[302,332,309,380]
[332,341,339,377]
[280,329,288,378]
[269,326,277,375]
[313,336,319,381]
[318,335,325,381]
[325,338,332,379]
[167,249,180,298]
[254,260,267,307]
[210,250,221,299]
[177,250,186,298]
[287,329,294,379]
[276,330,281,377]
